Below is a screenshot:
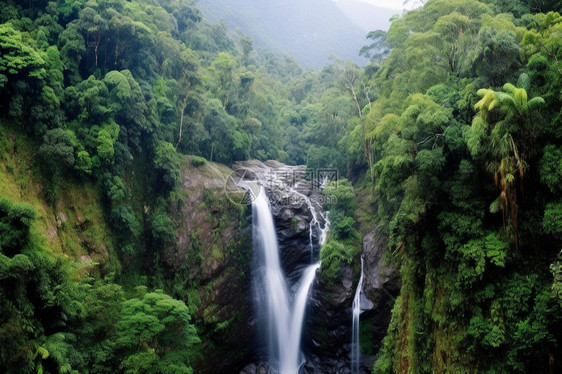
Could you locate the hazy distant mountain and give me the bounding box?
[196,0,370,69]
[332,0,401,32]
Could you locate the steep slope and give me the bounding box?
[0,124,256,373]
[0,125,114,268]
[197,0,369,68]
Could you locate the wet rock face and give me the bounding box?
[360,230,401,361]
[362,231,401,308]
[239,362,271,374]
[304,262,356,374]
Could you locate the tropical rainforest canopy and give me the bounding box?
[1,0,562,373]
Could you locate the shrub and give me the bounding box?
[191,155,207,167]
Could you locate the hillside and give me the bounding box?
[197,0,369,68]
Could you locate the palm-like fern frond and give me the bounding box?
[527,96,545,111]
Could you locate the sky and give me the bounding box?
[360,0,405,9]
[336,0,420,10]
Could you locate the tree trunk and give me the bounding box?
[350,85,362,119]
[176,95,189,149]
[176,83,190,149]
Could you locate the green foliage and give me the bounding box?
[0,197,35,256]
[329,210,357,240]
[470,73,545,249]
[111,205,141,255]
[552,253,562,306]
[365,3,562,374]
[539,145,562,194]
[542,202,562,236]
[0,193,200,373]
[2,0,562,373]
[103,174,128,202]
[39,128,77,172]
[115,290,199,373]
[456,233,508,286]
[150,213,176,250]
[191,155,207,167]
[473,27,521,85]
[153,140,181,193]
[0,22,45,81]
[74,150,92,175]
[96,125,118,162]
[466,274,560,372]
[319,238,361,284]
[0,199,84,373]
[373,295,402,374]
[323,179,356,217]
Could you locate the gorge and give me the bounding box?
[3,1,561,373]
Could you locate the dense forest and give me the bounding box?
[1,0,562,373]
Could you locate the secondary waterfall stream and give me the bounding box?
[289,187,329,262]
[252,186,320,373]
[351,256,364,373]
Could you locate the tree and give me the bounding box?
[39,128,77,172]
[472,26,521,85]
[115,289,200,374]
[111,205,141,255]
[360,30,390,65]
[96,123,119,162]
[209,52,235,109]
[0,198,35,256]
[153,140,181,193]
[59,22,86,84]
[0,23,45,83]
[469,73,545,249]
[75,150,93,175]
[175,49,201,148]
[0,22,47,130]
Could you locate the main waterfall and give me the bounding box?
[252,186,320,374]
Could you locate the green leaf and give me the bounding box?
[517,73,530,92]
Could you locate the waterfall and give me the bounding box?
[351,256,364,374]
[252,187,319,374]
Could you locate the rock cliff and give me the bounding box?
[163,157,255,373]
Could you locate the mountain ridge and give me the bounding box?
[332,0,400,32]
[196,0,370,68]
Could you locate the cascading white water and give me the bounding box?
[351,256,364,374]
[289,188,329,263]
[252,187,319,374]
[284,263,320,373]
